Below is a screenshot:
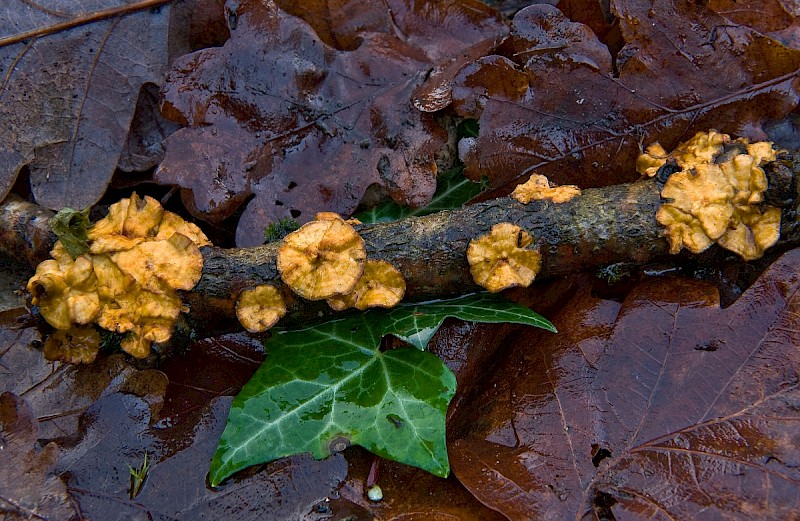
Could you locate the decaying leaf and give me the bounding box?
[0,0,172,210]
[0,392,78,520]
[59,394,348,520]
[331,453,508,520]
[0,311,166,441]
[449,249,800,519]
[156,0,506,246]
[452,2,800,192]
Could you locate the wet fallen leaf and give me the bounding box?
[331,451,508,521]
[117,84,183,174]
[59,394,348,520]
[273,0,507,70]
[156,0,506,246]
[157,332,265,435]
[449,249,800,519]
[355,166,483,223]
[0,0,172,210]
[0,392,78,520]
[0,311,167,441]
[453,2,800,192]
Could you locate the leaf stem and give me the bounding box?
[0,0,173,48]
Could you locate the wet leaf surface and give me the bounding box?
[3,1,800,518]
[156,332,265,440]
[449,249,800,520]
[59,394,348,520]
[210,293,554,485]
[355,166,483,223]
[0,392,79,520]
[0,312,166,441]
[453,2,800,192]
[156,0,506,246]
[329,450,509,520]
[0,0,172,209]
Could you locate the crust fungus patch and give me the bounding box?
[467,223,542,293]
[327,260,406,311]
[511,174,580,204]
[28,194,210,361]
[649,131,782,260]
[236,285,287,333]
[277,213,366,301]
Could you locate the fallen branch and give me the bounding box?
[3,153,799,334]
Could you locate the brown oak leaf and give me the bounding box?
[0,392,78,520]
[0,0,172,210]
[449,249,800,520]
[156,0,507,246]
[58,394,348,520]
[452,2,800,193]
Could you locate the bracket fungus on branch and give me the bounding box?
[649,131,783,260]
[467,223,542,293]
[637,130,729,178]
[27,194,210,362]
[236,285,287,333]
[277,213,367,301]
[327,260,406,311]
[511,174,581,204]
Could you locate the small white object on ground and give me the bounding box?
[367,485,383,502]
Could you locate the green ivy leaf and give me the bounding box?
[382,293,556,349]
[209,294,554,486]
[356,167,483,224]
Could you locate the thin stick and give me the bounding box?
[0,0,174,48]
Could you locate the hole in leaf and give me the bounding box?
[593,490,618,521]
[290,209,301,218]
[591,444,612,467]
[275,200,284,206]
[386,414,404,429]
[287,182,297,190]
[694,340,723,352]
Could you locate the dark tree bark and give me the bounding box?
[3,153,799,334]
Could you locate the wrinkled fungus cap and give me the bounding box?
[27,262,71,331]
[112,233,204,294]
[653,132,781,259]
[467,223,542,293]
[27,253,100,330]
[636,143,668,177]
[672,130,728,168]
[123,193,164,237]
[717,206,781,261]
[656,164,735,253]
[511,174,580,204]
[88,192,211,246]
[29,194,211,361]
[327,260,406,311]
[154,211,212,247]
[96,288,183,358]
[236,285,287,333]
[637,131,729,177]
[277,215,366,300]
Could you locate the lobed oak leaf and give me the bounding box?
[452,2,800,193]
[156,0,506,246]
[0,0,172,210]
[449,249,800,520]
